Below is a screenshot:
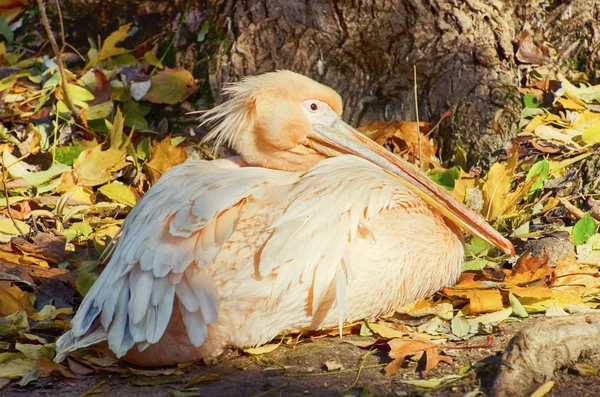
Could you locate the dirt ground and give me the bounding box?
[3,314,600,397]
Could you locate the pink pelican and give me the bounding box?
[55,70,513,366]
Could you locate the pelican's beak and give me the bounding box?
[308,119,515,256]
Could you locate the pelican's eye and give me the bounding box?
[309,102,319,112]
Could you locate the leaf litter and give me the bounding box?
[1,10,600,396]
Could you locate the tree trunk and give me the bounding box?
[206,0,599,169]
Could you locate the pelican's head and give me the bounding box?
[201,70,343,171]
[200,70,514,256]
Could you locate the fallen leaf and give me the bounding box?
[367,321,406,339]
[572,213,597,246]
[0,285,35,316]
[98,183,137,207]
[323,360,344,371]
[244,343,280,355]
[184,373,221,388]
[482,153,518,220]
[86,23,132,70]
[146,138,187,184]
[450,316,470,338]
[442,287,504,315]
[384,338,438,376]
[423,347,453,376]
[73,145,128,186]
[143,69,195,105]
[530,381,555,397]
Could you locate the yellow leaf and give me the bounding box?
[0,218,30,242]
[73,146,128,186]
[451,171,477,204]
[397,298,454,320]
[558,97,586,110]
[0,358,37,379]
[0,286,35,316]
[98,183,137,207]
[367,322,406,339]
[244,343,280,355]
[482,153,518,220]
[524,114,546,132]
[582,117,600,144]
[530,381,554,397]
[86,23,132,70]
[467,308,512,327]
[146,138,187,184]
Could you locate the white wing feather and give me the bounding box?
[259,156,401,328]
[64,158,292,357]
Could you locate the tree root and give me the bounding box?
[490,313,600,397]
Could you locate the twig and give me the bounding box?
[37,0,79,120]
[413,64,421,169]
[0,163,27,238]
[441,335,494,350]
[559,197,600,225]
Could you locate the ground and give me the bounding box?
[2,314,599,397]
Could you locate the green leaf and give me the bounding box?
[509,293,528,318]
[76,273,98,297]
[464,237,493,258]
[523,94,541,109]
[462,258,496,271]
[54,145,87,166]
[84,101,114,120]
[429,167,460,190]
[572,213,597,246]
[0,16,13,43]
[171,136,186,147]
[64,221,93,243]
[122,100,150,131]
[136,137,151,161]
[525,159,549,198]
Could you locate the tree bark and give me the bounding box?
[205,0,597,169]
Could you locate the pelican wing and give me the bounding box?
[259,156,401,328]
[65,159,290,358]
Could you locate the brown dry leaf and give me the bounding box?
[0,285,35,316]
[146,138,187,184]
[516,31,552,64]
[442,287,504,315]
[0,260,76,287]
[11,233,66,263]
[358,121,437,168]
[384,338,449,376]
[73,145,128,186]
[184,373,221,388]
[512,252,549,274]
[508,267,554,285]
[423,347,453,376]
[482,152,518,220]
[38,358,75,379]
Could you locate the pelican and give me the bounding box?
[55,70,513,367]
